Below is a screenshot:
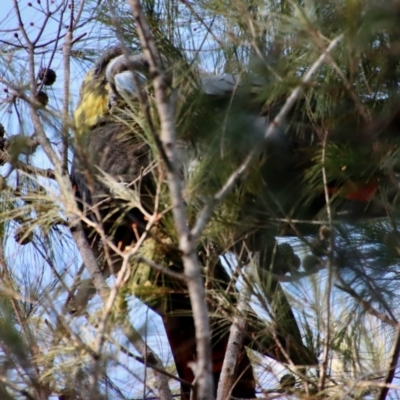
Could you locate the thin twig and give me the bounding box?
[107,335,193,388]
[61,2,73,176]
[136,256,186,282]
[0,152,56,179]
[318,129,334,393]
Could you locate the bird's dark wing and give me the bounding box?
[72,119,153,275]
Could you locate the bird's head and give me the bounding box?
[74,46,151,136]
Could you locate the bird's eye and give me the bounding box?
[94,65,101,76]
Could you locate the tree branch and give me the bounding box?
[216,264,253,400]
[128,1,214,398]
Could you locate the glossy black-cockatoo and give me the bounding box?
[71,45,389,399]
[71,47,262,399]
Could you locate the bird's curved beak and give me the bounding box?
[106,53,149,107]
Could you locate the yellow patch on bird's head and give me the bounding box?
[74,68,111,136]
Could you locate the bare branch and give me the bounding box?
[318,130,335,393]
[216,264,253,400]
[128,1,214,398]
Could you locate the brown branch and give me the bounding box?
[0,150,56,180]
[128,1,214,399]
[216,265,252,400]
[61,3,73,180]
[317,130,334,393]
[136,256,186,282]
[0,375,37,400]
